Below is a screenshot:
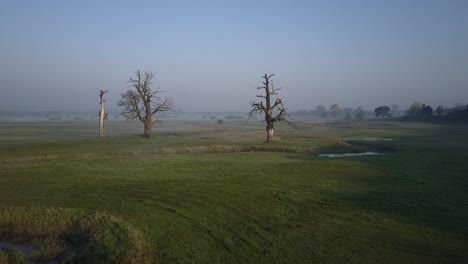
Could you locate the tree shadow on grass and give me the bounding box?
[292,124,468,238]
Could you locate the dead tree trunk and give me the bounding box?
[249,74,295,143]
[99,90,108,137]
[143,120,152,137]
[144,103,152,137]
[264,76,274,142]
[266,121,274,143]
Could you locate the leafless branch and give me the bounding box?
[118,70,176,136]
[248,73,295,142]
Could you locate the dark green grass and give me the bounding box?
[0,120,467,263]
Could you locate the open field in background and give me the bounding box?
[0,120,468,263]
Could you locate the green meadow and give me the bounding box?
[0,120,467,263]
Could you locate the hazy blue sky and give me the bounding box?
[1,0,467,112]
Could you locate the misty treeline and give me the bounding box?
[401,102,468,122]
[292,105,374,120]
[292,102,468,122]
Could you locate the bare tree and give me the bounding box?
[99,89,108,137]
[374,106,391,118]
[353,106,366,120]
[329,104,340,119]
[391,104,400,116]
[435,105,445,116]
[315,105,327,118]
[117,70,175,137]
[248,73,295,143]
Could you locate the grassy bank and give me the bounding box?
[0,206,152,263]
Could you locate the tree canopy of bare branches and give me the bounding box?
[248,73,295,142]
[118,70,175,137]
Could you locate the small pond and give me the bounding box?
[0,241,33,254]
[362,137,394,141]
[0,241,59,264]
[318,152,381,158]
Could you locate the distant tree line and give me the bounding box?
[401,102,468,122]
[291,102,468,123]
[291,104,369,121]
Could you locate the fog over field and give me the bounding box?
[1,1,468,113]
[1,2,468,263]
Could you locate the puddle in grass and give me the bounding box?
[0,241,59,264]
[0,241,34,254]
[318,152,381,158]
[362,137,394,141]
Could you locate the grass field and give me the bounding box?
[0,119,467,263]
